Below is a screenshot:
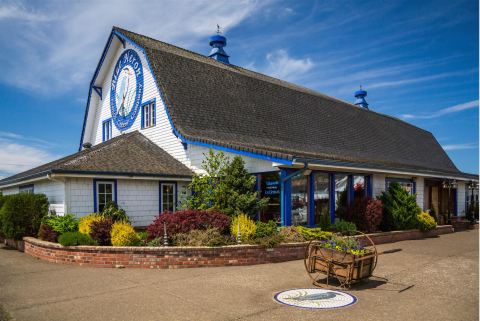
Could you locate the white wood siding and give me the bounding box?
[117,179,159,227]
[87,42,188,166]
[372,173,386,198]
[1,180,65,215]
[66,178,94,217]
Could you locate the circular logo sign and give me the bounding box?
[273,288,357,310]
[110,49,144,131]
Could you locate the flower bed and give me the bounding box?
[22,225,453,269]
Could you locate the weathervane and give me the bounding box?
[216,24,222,34]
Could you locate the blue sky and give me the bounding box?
[0,0,478,178]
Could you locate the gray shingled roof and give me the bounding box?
[113,27,462,176]
[0,132,192,186]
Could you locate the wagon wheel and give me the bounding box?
[303,230,378,289]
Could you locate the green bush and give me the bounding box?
[332,219,357,235]
[254,220,277,239]
[101,202,130,223]
[45,214,78,234]
[0,193,49,240]
[146,237,164,246]
[58,232,97,246]
[378,182,420,231]
[295,226,333,241]
[173,228,231,246]
[252,234,284,248]
[279,226,306,242]
[417,212,436,231]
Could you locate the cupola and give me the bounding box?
[354,86,369,109]
[209,25,230,64]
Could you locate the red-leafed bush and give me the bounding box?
[337,197,383,233]
[90,218,114,246]
[37,223,59,243]
[146,209,230,240]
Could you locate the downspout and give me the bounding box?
[280,162,309,226]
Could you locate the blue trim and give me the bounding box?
[347,175,354,204]
[92,86,102,99]
[141,98,156,129]
[366,175,373,198]
[329,173,336,224]
[308,172,315,227]
[114,33,126,48]
[453,188,458,216]
[93,179,117,213]
[102,118,112,142]
[79,31,116,150]
[159,181,177,213]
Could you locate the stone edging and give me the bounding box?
[22,225,453,269]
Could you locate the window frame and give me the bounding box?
[19,184,34,194]
[141,99,156,129]
[159,182,177,213]
[102,118,112,142]
[93,179,117,213]
[385,177,416,195]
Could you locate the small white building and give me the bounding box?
[0,27,477,226]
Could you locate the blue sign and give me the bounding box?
[264,180,280,196]
[110,49,144,131]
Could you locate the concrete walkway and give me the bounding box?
[0,230,478,321]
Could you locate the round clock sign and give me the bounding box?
[110,49,144,131]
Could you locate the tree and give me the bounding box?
[378,182,420,231]
[183,150,268,217]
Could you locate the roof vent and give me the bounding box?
[209,25,229,64]
[354,86,369,109]
[82,142,92,149]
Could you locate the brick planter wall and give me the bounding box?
[22,225,453,269]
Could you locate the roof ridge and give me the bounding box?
[113,27,432,135]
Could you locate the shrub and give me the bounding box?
[379,183,420,231]
[295,226,332,241]
[78,214,103,235]
[417,212,436,231]
[146,237,164,246]
[173,228,231,246]
[111,221,140,246]
[337,197,383,233]
[45,214,78,234]
[0,193,49,240]
[101,202,130,223]
[37,223,59,242]
[146,209,230,240]
[252,234,284,248]
[279,226,306,242]
[136,231,148,245]
[89,218,113,245]
[58,232,97,246]
[230,213,256,242]
[332,219,357,235]
[254,220,277,239]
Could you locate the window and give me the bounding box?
[291,174,308,226]
[142,100,156,129]
[19,184,34,194]
[102,119,112,142]
[95,181,115,212]
[335,174,348,217]
[353,175,366,200]
[386,178,415,195]
[313,173,330,226]
[258,172,281,223]
[160,183,176,212]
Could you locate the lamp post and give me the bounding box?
[442,179,458,224]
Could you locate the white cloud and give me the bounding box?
[263,49,314,81]
[401,100,478,119]
[0,0,264,94]
[0,142,58,176]
[442,143,478,151]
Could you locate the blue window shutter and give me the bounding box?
[152,102,156,126]
[141,105,145,129]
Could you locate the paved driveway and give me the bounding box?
[0,230,478,321]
